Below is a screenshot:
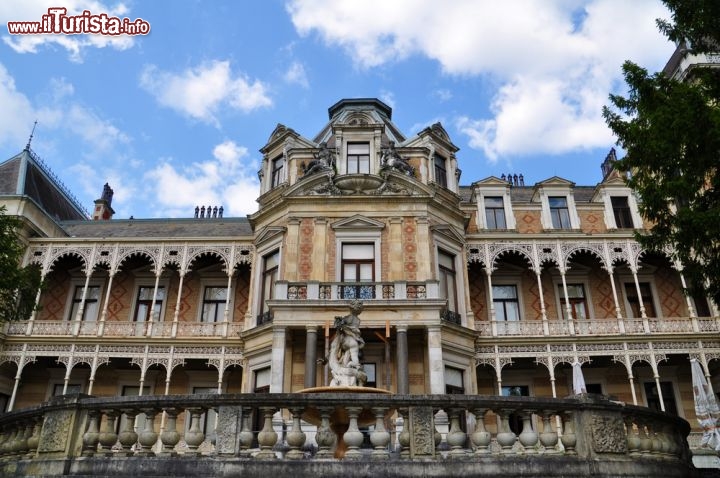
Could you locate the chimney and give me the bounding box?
[92,183,115,221]
[601,148,619,180]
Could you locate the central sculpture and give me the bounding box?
[328,299,367,387]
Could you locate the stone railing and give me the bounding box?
[0,393,698,478]
[476,316,720,338]
[3,320,243,339]
[276,280,439,301]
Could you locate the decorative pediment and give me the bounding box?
[430,224,465,245]
[591,175,633,202]
[531,176,576,201]
[473,176,513,188]
[331,215,385,231]
[254,226,286,246]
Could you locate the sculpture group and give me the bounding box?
[328,300,367,387]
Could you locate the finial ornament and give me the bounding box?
[26,120,38,150]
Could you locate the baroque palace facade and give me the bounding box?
[0,96,718,453]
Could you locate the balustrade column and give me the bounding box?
[447,408,468,457]
[159,408,181,456]
[286,407,307,459]
[171,272,185,338]
[256,407,278,459]
[98,410,119,456]
[184,408,206,456]
[117,409,139,456]
[396,324,409,394]
[304,325,318,388]
[137,408,159,456]
[97,272,115,337]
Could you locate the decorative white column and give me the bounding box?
[171,271,185,338]
[97,272,115,337]
[147,272,162,337]
[73,273,93,336]
[427,326,445,394]
[486,270,497,336]
[607,268,625,333]
[7,343,28,411]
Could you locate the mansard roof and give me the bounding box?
[0,148,87,221]
[60,217,253,239]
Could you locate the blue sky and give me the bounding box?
[0,1,676,219]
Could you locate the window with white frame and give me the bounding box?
[438,249,458,313]
[347,142,370,174]
[493,285,520,321]
[341,243,375,299]
[434,154,448,188]
[445,366,465,394]
[201,286,227,323]
[484,196,507,229]
[558,284,589,320]
[67,285,101,321]
[259,250,279,319]
[133,286,165,322]
[624,282,657,318]
[271,155,285,187]
[611,196,634,228]
[549,196,572,229]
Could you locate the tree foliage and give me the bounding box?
[603,0,720,306]
[0,206,42,322]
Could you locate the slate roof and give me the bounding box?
[460,184,599,204]
[0,149,87,221]
[60,218,254,239]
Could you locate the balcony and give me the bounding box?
[277,280,439,301]
[3,320,244,339]
[475,316,720,338]
[0,392,697,478]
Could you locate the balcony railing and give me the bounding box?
[276,280,439,301]
[476,316,720,337]
[3,320,241,338]
[0,392,695,477]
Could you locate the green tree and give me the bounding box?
[602,0,720,306]
[0,206,42,322]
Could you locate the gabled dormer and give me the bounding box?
[593,176,643,230]
[258,124,316,196]
[532,176,580,230]
[471,176,516,230]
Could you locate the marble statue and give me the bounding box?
[328,300,367,387]
[380,141,414,177]
[303,142,336,177]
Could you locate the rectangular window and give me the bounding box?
[445,366,465,394]
[341,243,375,299]
[254,367,271,394]
[53,384,82,396]
[271,156,284,187]
[259,251,279,320]
[644,381,678,416]
[493,285,520,321]
[364,363,377,389]
[434,154,447,188]
[68,285,101,321]
[201,286,227,323]
[347,142,370,174]
[549,196,571,229]
[624,282,657,318]
[692,291,712,318]
[611,196,633,228]
[438,250,458,313]
[484,196,507,229]
[558,284,589,320]
[133,286,165,322]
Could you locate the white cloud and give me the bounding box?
[433,89,452,102]
[379,90,395,109]
[0,1,136,62]
[140,61,272,125]
[287,0,675,160]
[145,140,259,217]
[284,61,309,88]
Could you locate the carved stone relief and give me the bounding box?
[590,414,628,454]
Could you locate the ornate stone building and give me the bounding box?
[0,97,718,454]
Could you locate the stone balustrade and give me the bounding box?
[3,319,240,339]
[0,392,698,477]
